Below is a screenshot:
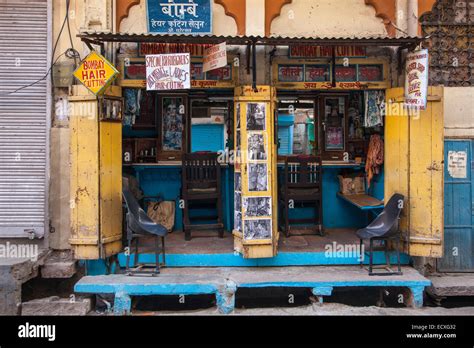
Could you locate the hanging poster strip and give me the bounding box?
[405,49,429,110]
[233,86,278,258]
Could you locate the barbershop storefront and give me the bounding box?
[68,30,444,271]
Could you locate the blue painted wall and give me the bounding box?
[278,114,295,155]
[191,124,225,152]
[131,164,383,231]
[131,165,233,231]
[438,140,474,272]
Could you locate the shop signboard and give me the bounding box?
[139,43,213,57]
[203,42,227,73]
[119,58,236,89]
[145,53,191,91]
[73,51,119,95]
[289,45,366,58]
[273,58,389,90]
[405,49,429,109]
[278,65,304,82]
[146,0,212,34]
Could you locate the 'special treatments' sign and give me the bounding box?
[145,53,191,91]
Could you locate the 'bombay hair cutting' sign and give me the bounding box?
[73,51,119,95]
[404,49,429,110]
[146,53,191,91]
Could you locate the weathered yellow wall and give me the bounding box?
[49,128,71,250]
[51,0,113,251]
[270,0,387,37]
[385,87,444,258]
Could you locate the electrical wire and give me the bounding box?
[0,52,67,96]
[66,0,80,68]
[2,0,82,95]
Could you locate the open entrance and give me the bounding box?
[69,33,443,267]
[118,87,387,266]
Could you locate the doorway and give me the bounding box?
[438,139,474,272]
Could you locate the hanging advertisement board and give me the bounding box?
[145,53,191,91]
[73,51,119,95]
[203,42,227,73]
[405,49,429,109]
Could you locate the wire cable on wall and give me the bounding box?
[1,0,81,95]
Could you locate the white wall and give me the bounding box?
[444,87,474,138]
[270,0,387,37]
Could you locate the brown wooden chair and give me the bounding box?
[279,155,323,237]
[182,152,224,240]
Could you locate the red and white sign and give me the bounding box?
[405,49,429,109]
[203,42,227,73]
[146,53,190,91]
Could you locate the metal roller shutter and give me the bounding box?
[191,124,225,152]
[0,0,50,238]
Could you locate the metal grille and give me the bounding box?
[421,0,474,86]
[0,0,49,238]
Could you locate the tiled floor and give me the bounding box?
[135,228,359,254]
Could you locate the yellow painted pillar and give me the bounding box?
[69,85,123,259]
[233,85,279,258]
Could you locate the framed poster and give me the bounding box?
[98,96,123,122]
[158,95,187,160]
[248,163,268,192]
[243,219,272,240]
[246,103,266,131]
[243,197,272,217]
[247,133,267,161]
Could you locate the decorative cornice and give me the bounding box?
[214,0,246,35]
[365,0,396,37]
[418,0,437,34]
[265,0,292,37]
[116,0,141,32]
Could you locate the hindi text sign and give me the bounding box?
[405,49,429,109]
[203,42,227,73]
[73,51,119,95]
[146,53,191,91]
[146,0,212,34]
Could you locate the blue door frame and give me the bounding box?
[438,139,474,272]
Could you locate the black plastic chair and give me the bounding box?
[123,189,167,276]
[356,193,404,276]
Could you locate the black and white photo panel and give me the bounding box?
[248,163,268,192]
[243,219,272,240]
[236,129,241,153]
[234,211,242,232]
[248,133,267,161]
[234,190,242,212]
[246,103,266,131]
[234,172,242,192]
[243,197,272,217]
[236,103,241,129]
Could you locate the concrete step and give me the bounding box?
[21,296,91,316]
[74,266,430,314]
[41,250,77,279]
[427,274,474,299]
